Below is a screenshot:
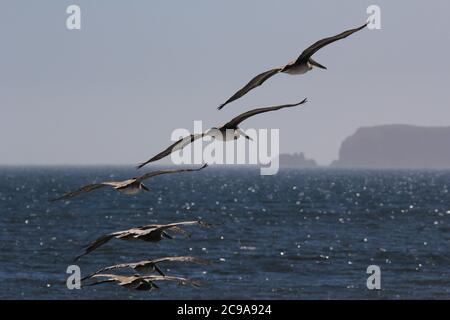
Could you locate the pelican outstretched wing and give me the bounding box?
[152,256,211,265]
[218,68,283,110]
[81,261,141,281]
[296,23,367,64]
[74,231,120,261]
[137,133,205,169]
[156,220,211,230]
[142,275,202,287]
[223,99,307,129]
[88,274,200,288]
[136,164,208,182]
[89,274,142,287]
[135,220,210,240]
[51,182,118,202]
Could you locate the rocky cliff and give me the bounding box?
[332,125,450,169]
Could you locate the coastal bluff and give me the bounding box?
[331,125,450,169]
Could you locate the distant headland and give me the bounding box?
[331,124,450,169]
[283,125,450,169]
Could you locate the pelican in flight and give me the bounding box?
[218,23,367,110]
[51,164,207,201]
[74,221,209,261]
[82,256,211,280]
[137,99,307,168]
[84,274,200,291]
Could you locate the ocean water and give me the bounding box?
[0,166,449,300]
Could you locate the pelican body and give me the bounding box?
[205,127,244,141]
[114,180,149,195]
[281,60,313,75]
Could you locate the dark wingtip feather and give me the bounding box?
[295,98,308,106]
[136,160,150,170]
[137,154,161,169]
[49,194,66,202]
[73,247,89,262]
[136,163,145,170]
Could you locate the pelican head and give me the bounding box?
[206,127,222,139]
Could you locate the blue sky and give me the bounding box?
[1,0,449,165]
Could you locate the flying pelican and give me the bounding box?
[137,99,307,168]
[218,23,367,110]
[84,274,201,291]
[51,164,207,201]
[74,221,210,261]
[82,256,211,280]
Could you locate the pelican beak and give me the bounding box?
[154,264,165,276]
[140,184,150,192]
[309,58,327,70]
[152,282,160,290]
[162,231,173,239]
[238,128,253,141]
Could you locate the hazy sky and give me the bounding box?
[1,0,449,165]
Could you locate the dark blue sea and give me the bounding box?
[1,166,449,299]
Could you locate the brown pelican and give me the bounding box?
[82,256,211,280]
[51,164,207,201]
[74,221,210,261]
[84,274,201,291]
[137,99,307,168]
[218,23,367,110]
